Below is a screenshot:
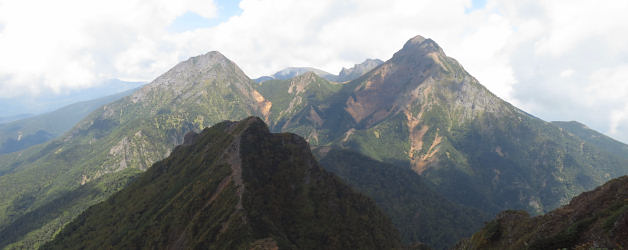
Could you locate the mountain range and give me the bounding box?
[0,79,144,118]
[0,34,627,249]
[0,114,33,124]
[254,58,383,83]
[0,89,138,155]
[256,35,628,215]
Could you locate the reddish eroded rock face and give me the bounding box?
[344,38,442,127]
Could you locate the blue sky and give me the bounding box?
[169,0,242,32]
[466,0,487,13]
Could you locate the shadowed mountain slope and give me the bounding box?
[42,117,401,250]
[317,148,488,249]
[455,175,628,250]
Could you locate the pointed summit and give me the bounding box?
[175,51,232,70]
[148,50,246,89]
[393,35,445,63]
[403,35,426,47]
[129,50,270,120]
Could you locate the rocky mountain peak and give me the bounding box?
[338,58,384,81]
[393,36,445,63]
[343,35,470,127]
[128,50,259,109]
[162,50,244,82]
[272,67,334,80]
[186,51,230,66]
[406,35,426,44]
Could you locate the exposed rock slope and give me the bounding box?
[269,35,628,215]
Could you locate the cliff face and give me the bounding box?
[455,175,628,250]
[42,117,402,250]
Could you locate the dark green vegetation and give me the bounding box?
[2,34,628,249]
[455,175,628,250]
[318,148,488,249]
[43,117,401,250]
[0,89,138,154]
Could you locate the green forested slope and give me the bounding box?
[0,51,269,248]
[553,121,628,161]
[43,117,401,250]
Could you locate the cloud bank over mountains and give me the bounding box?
[0,0,627,142]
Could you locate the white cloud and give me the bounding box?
[1,0,628,143]
[491,0,628,142]
[0,0,217,97]
[560,69,574,78]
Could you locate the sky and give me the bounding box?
[0,0,627,143]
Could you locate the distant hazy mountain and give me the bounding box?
[0,79,144,117]
[43,117,401,249]
[0,114,33,124]
[455,175,628,250]
[269,67,336,81]
[254,58,383,83]
[0,89,137,155]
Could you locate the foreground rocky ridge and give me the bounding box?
[455,175,628,249]
[42,117,401,250]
